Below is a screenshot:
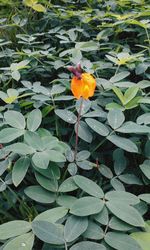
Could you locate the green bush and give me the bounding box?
[0,0,150,249]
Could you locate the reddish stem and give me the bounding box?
[74,98,83,160]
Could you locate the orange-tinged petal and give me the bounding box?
[71,76,83,99]
[70,72,96,100]
[82,73,96,98]
[82,85,90,99]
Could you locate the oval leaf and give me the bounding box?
[86,118,109,136]
[4,111,25,129]
[0,221,31,240]
[24,185,55,204]
[27,109,42,132]
[70,197,104,216]
[55,109,77,124]
[32,220,64,245]
[64,215,88,242]
[73,175,104,198]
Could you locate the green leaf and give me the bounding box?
[107,134,138,153]
[106,102,124,111]
[111,178,125,191]
[33,164,60,180]
[55,109,77,124]
[145,141,150,158]
[59,177,78,192]
[47,150,66,163]
[125,96,141,109]
[105,232,141,250]
[68,163,77,176]
[34,207,68,223]
[83,221,104,240]
[70,197,104,216]
[6,143,35,155]
[23,0,37,7]
[116,122,150,134]
[140,160,150,180]
[109,217,133,231]
[3,232,34,250]
[124,86,139,105]
[94,206,109,225]
[24,131,44,151]
[0,128,25,143]
[27,109,42,132]
[118,174,142,185]
[106,201,145,227]
[73,175,104,198]
[107,109,125,129]
[4,111,25,129]
[32,151,50,169]
[70,241,106,250]
[35,172,58,192]
[64,215,88,242]
[113,87,124,105]
[24,185,55,203]
[76,150,90,161]
[74,121,93,143]
[75,41,99,51]
[0,221,31,240]
[76,99,91,115]
[11,70,20,81]
[32,221,64,245]
[138,97,150,104]
[86,118,109,136]
[98,164,113,179]
[77,160,93,170]
[110,72,130,83]
[137,113,150,125]
[105,191,140,205]
[12,156,30,187]
[131,232,150,250]
[139,194,150,204]
[57,195,77,209]
[113,148,127,175]
[32,3,46,12]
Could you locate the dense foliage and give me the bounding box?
[0,0,150,249]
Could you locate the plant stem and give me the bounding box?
[64,241,68,250]
[145,28,150,55]
[74,98,83,160]
[115,64,120,75]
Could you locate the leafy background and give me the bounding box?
[0,0,150,250]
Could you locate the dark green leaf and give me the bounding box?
[3,232,34,250]
[32,221,64,245]
[73,175,104,198]
[107,134,138,153]
[24,185,55,203]
[64,215,88,242]
[106,201,145,227]
[27,109,42,132]
[12,156,30,186]
[34,207,68,223]
[70,197,104,216]
[86,118,109,136]
[0,221,31,240]
[107,109,125,129]
[70,241,106,250]
[0,128,24,143]
[55,109,77,124]
[4,110,25,129]
[105,232,141,250]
